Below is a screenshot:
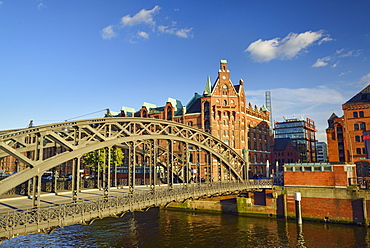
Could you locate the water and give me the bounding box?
[1,208,369,247]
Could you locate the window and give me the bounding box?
[360,111,364,118]
[355,136,361,142]
[356,148,362,154]
[354,124,359,130]
[222,85,228,96]
[361,123,366,130]
[353,112,358,118]
[223,100,227,106]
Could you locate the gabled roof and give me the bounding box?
[273,138,296,152]
[234,85,240,93]
[345,84,370,104]
[328,112,338,120]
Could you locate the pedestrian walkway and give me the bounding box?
[0,185,162,214]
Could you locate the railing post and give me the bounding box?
[71,157,81,202]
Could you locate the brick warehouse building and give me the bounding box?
[108,60,271,178]
[326,84,370,177]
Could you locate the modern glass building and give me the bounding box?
[317,142,328,162]
[274,118,317,163]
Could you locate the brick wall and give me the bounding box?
[284,166,348,187]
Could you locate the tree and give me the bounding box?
[83,147,124,172]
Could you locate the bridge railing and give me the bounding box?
[0,180,272,238]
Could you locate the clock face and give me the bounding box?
[222,76,226,79]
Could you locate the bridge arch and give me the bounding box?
[0,118,246,195]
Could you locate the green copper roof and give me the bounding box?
[120,106,135,117]
[203,76,212,96]
[166,97,183,112]
[142,102,157,110]
[261,105,269,112]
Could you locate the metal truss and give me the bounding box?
[0,118,246,197]
[0,180,272,242]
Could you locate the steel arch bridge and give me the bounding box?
[0,118,247,199]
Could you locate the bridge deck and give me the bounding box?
[0,180,273,242]
[0,185,155,214]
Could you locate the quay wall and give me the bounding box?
[167,186,370,226]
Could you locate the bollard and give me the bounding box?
[294,192,302,225]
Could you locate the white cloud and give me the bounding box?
[158,25,193,38]
[137,31,149,39]
[332,61,339,68]
[121,5,160,27]
[175,28,193,38]
[0,1,3,5]
[312,56,331,67]
[318,36,333,45]
[339,71,351,77]
[356,73,370,88]
[246,86,347,142]
[37,3,46,10]
[101,5,193,41]
[339,50,362,58]
[245,30,326,62]
[101,25,117,40]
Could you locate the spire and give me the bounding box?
[203,76,212,96]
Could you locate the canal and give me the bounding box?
[1,208,369,247]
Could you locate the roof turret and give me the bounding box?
[203,76,212,96]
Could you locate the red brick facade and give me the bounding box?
[326,85,370,167]
[110,60,271,177]
[284,164,353,187]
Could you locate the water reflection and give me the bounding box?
[1,208,369,247]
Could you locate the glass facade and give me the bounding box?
[274,118,317,163]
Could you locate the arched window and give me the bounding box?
[204,101,210,121]
[223,100,227,106]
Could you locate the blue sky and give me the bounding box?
[1,1,370,142]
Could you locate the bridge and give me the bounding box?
[0,117,272,241]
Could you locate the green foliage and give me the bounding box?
[83,147,124,172]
